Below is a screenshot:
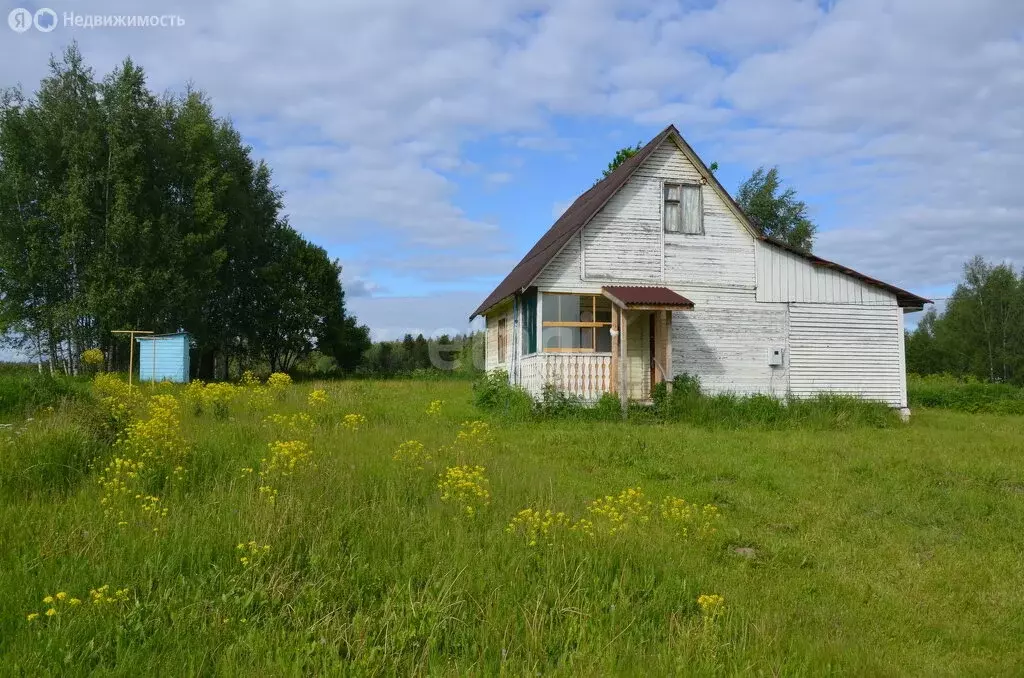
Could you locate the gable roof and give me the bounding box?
[470,125,930,318]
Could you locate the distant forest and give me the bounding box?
[0,45,370,379]
[906,256,1024,385]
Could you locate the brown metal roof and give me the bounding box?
[470,125,931,318]
[469,126,676,319]
[602,286,695,309]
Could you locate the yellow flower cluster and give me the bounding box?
[237,540,271,568]
[256,440,314,505]
[697,593,725,619]
[81,348,104,367]
[90,585,130,605]
[184,381,239,417]
[307,389,328,407]
[92,373,140,436]
[266,372,292,391]
[27,586,128,622]
[262,412,313,435]
[505,508,572,546]
[98,394,188,527]
[438,465,491,516]
[507,488,722,544]
[454,420,492,449]
[585,487,653,535]
[660,497,720,540]
[425,399,444,416]
[341,413,366,431]
[393,440,432,469]
[240,370,262,387]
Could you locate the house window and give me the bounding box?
[664,183,703,234]
[520,289,537,355]
[541,293,612,352]
[497,317,508,363]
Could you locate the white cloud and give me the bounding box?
[1,0,1021,324]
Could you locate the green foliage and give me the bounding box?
[736,166,816,252]
[478,371,896,429]
[908,374,1024,414]
[0,416,104,498]
[0,367,89,418]
[471,370,533,418]
[0,45,369,379]
[359,332,484,378]
[601,141,643,180]
[906,257,1024,385]
[2,379,1024,674]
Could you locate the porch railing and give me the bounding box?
[518,353,612,401]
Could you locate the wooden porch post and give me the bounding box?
[664,311,673,392]
[618,307,628,416]
[609,303,619,395]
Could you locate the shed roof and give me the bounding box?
[469,125,931,318]
[602,286,695,310]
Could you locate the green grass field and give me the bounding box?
[1,376,1023,676]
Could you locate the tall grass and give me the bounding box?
[476,371,900,429]
[2,377,1023,674]
[0,364,90,421]
[908,373,1024,414]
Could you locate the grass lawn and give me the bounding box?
[1,378,1023,675]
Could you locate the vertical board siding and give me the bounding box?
[137,335,190,383]
[755,241,896,305]
[671,289,790,397]
[788,304,904,406]
[484,306,513,373]
[626,313,651,399]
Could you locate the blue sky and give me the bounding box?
[2,0,1022,343]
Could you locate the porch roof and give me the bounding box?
[601,286,695,310]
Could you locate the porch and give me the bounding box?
[512,286,694,404]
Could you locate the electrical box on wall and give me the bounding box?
[768,347,784,367]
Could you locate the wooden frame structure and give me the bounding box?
[110,329,153,390]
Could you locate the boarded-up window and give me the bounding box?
[665,183,703,235]
[497,317,508,363]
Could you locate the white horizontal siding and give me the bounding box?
[646,142,756,289]
[755,241,896,305]
[582,170,662,282]
[533,232,582,287]
[788,304,905,407]
[671,287,789,397]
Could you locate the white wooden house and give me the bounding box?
[470,125,930,413]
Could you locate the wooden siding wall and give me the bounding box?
[671,288,790,397]
[789,304,905,407]
[518,135,908,406]
[484,305,513,373]
[755,241,896,305]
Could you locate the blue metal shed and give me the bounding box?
[136,333,191,383]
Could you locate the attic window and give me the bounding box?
[664,183,703,235]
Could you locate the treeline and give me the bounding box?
[0,45,369,379]
[355,332,483,378]
[906,257,1024,385]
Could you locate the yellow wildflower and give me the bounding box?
[26,613,39,622]
[438,465,491,516]
[45,608,57,617]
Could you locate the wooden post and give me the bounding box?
[609,304,619,395]
[619,307,628,416]
[664,311,673,392]
[111,329,153,391]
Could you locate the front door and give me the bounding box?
[626,312,651,399]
